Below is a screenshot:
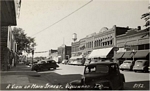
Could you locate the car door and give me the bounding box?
[39,61,47,70]
[110,64,122,89]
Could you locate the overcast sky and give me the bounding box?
[16,0,148,57]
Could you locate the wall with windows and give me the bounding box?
[94,29,114,49]
[116,28,149,51]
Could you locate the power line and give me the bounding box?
[32,0,93,37]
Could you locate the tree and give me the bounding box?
[12,27,36,55]
[141,5,150,27]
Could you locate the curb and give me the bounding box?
[0,71,41,77]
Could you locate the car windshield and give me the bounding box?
[85,65,109,74]
[37,61,46,64]
[135,60,145,65]
[123,61,132,63]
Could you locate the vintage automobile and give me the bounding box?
[119,60,135,71]
[133,59,149,72]
[66,62,125,90]
[31,60,59,71]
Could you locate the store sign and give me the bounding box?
[124,45,136,48]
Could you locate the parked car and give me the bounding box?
[119,60,135,71]
[133,59,149,72]
[31,60,59,71]
[84,59,91,66]
[66,62,125,90]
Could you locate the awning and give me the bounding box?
[134,50,149,58]
[122,51,133,58]
[117,48,126,52]
[115,52,125,58]
[88,47,113,58]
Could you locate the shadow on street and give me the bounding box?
[39,72,82,89]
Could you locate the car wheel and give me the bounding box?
[134,70,137,72]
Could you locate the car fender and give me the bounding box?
[120,73,125,82]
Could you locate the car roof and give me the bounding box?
[86,62,117,66]
[135,60,148,62]
[124,60,133,62]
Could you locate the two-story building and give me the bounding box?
[58,44,71,63]
[116,27,149,62]
[1,0,21,70]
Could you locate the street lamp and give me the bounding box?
[31,47,34,67]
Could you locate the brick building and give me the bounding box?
[116,27,149,61]
[71,25,130,62]
[58,44,71,63]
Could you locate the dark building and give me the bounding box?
[1,0,21,71]
[58,44,71,63]
[49,49,58,56]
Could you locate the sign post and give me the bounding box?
[32,49,34,67]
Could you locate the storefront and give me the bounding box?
[88,47,114,59]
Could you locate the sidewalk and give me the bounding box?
[0,64,53,90]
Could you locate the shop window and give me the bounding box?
[144,44,150,49]
[138,45,144,50]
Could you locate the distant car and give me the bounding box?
[62,59,68,64]
[119,60,135,71]
[72,60,83,66]
[67,62,125,90]
[31,60,59,71]
[84,59,91,66]
[133,59,149,72]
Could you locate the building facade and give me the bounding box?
[71,25,130,61]
[58,44,71,63]
[1,0,21,71]
[1,26,18,70]
[116,27,149,60]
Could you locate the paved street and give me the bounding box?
[1,64,149,90]
[38,64,150,90]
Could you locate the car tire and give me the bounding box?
[120,85,124,90]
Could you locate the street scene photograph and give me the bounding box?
[1,0,150,90]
